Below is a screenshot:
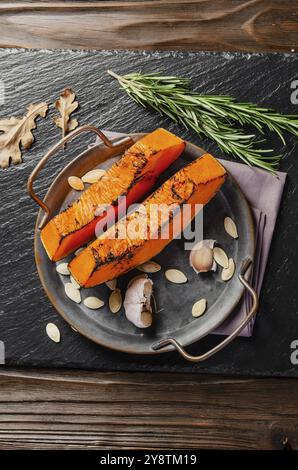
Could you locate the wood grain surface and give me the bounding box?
[0,369,297,450]
[0,0,297,53]
[0,0,298,451]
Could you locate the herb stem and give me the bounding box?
[108,70,298,172]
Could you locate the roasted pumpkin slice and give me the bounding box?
[40,128,185,261]
[69,153,227,287]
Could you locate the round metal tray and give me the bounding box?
[30,125,257,361]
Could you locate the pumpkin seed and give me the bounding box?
[105,279,117,290]
[82,169,106,184]
[192,298,207,318]
[56,263,70,276]
[213,247,229,269]
[65,282,81,303]
[68,176,84,191]
[221,258,235,281]
[224,217,238,239]
[46,323,60,343]
[83,296,104,309]
[70,275,81,289]
[165,269,187,284]
[137,260,161,273]
[109,288,122,313]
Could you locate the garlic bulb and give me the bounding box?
[190,239,217,273]
[124,275,153,328]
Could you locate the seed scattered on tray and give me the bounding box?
[82,169,106,184]
[65,282,81,303]
[46,323,61,343]
[224,217,238,239]
[56,262,70,276]
[192,298,207,318]
[137,260,161,273]
[70,275,81,289]
[213,247,229,269]
[109,288,122,313]
[165,269,187,284]
[83,296,104,310]
[105,279,117,290]
[68,175,84,191]
[221,258,235,281]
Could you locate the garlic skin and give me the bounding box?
[190,239,217,273]
[124,275,153,328]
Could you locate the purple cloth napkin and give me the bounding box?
[98,131,286,337]
[213,160,286,337]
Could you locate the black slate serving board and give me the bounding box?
[0,48,297,377]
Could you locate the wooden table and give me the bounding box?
[0,0,297,450]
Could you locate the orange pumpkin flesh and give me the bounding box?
[40,128,185,261]
[69,153,227,287]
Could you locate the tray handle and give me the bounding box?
[151,258,258,362]
[27,124,133,229]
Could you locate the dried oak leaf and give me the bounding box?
[0,102,48,168]
[53,88,79,139]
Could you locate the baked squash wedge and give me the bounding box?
[69,153,226,287]
[40,128,185,261]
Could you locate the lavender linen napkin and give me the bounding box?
[213,160,286,337]
[97,131,286,337]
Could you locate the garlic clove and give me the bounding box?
[124,276,153,329]
[127,274,148,288]
[190,239,217,273]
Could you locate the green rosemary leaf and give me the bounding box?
[107,70,297,172]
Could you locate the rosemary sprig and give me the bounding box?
[108,70,298,172]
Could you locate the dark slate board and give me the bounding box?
[0,48,297,377]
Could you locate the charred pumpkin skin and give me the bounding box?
[40,128,185,261]
[69,154,227,287]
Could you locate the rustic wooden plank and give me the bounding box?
[0,369,297,449]
[0,1,297,452]
[0,1,296,53]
